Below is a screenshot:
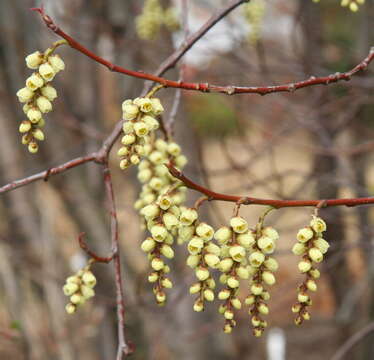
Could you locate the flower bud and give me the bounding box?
[262,271,276,286]
[39,62,55,81]
[224,310,234,320]
[32,129,45,141]
[214,226,232,244]
[189,282,201,294]
[142,115,159,130]
[292,242,306,256]
[63,283,79,296]
[297,292,309,303]
[151,257,164,271]
[17,87,34,103]
[179,225,195,241]
[313,238,330,254]
[231,298,242,310]
[249,251,265,267]
[218,289,231,300]
[186,254,200,268]
[230,216,248,233]
[227,276,239,288]
[229,245,246,262]
[65,303,76,314]
[219,258,234,273]
[150,98,164,115]
[196,222,214,241]
[82,271,96,287]
[136,98,154,113]
[195,266,210,281]
[264,257,279,272]
[262,226,279,241]
[137,168,152,183]
[26,73,44,90]
[251,283,263,295]
[297,227,314,243]
[48,55,65,72]
[309,268,320,279]
[156,291,166,303]
[193,300,204,312]
[251,316,261,327]
[70,293,83,305]
[141,204,160,219]
[148,272,158,282]
[291,303,301,313]
[237,266,250,279]
[119,159,129,170]
[258,303,269,315]
[308,247,323,263]
[310,216,327,233]
[41,85,58,101]
[257,236,275,254]
[160,244,174,259]
[36,96,52,113]
[204,289,215,302]
[167,142,181,156]
[28,142,39,154]
[130,154,140,165]
[134,121,149,137]
[151,224,168,242]
[188,237,204,255]
[298,260,312,273]
[237,232,255,248]
[180,208,198,226]
[245,295,255,305]
[306,279,317,292]
[161,278,173,289]
[163,213,178,230]
[223,324,232,334]
[25,51,43,69]
[19,121,32,133]
[121,134,136,145]
[141,238,156,252]
[81,285,95,299]
[205,243,221,256]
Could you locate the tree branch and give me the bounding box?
[166,163,374,209]
[31,8,374,96]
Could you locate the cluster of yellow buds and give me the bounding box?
[16,46,65,153]
[135,0,180,40]
[312,0,365,12]
[215,217,254,334]
[63,263,97,314]
[291,215,329,325]
[140,195,180,305]
[340,0,365,12]
[183,211,218,312]
[118,97,164,170]
[242,0,266,45]
[245,224,279,337]
[134,138,187,212]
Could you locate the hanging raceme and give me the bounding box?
[291,214,329,325]
[245,209,279,337]
[62,259,97,314]
[16,41,66,153]
[242,0,266,45]
[312,0,365,12]
[135,0,180,41]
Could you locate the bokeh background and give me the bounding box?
[0,0,373,359]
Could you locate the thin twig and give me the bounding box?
[78,232,114,263]
[330,322,374,360]
[102,163,134,358]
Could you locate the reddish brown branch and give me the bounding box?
[78,232,114,263]
[102,164,134,358]
[32,8,374,96]
[167,163,374,209]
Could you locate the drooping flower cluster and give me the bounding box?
[63,263,97,314]
[184,211,219,312]
[136,0,180,40]
[139,196,179,305]
[245,224,279,337]
[118,97,164,170]
[312,0,365,12]
[291,215,329,325]
[16,48,65,153]
[215,217,253,334]
[243,0,266,45]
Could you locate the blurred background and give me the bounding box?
[0,0,373,359]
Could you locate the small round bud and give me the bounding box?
[41,85,57,101]
[141,238,156,252]
[257,236,275,254]
[141,204,160,219]
[122,103,139,120]
[19,121,32,133]
[36,96,52,113]
[180,208,198,226]
[237,266,250,279]
[151,257,164,271]
[32,129,45,141]
[298,260,312,273]
[262,271,276,286]
[195,266,210,281]
[219,258,234,273]
[262,226,279,241]
[237,232,255,248]
[151,224,168,242]
[167,142,181,156]
[214,226,232,244]
[26,73,44,90]
[134,121,149,137]
[156,291,166,303]
[231,298,242,310]
[203,289,215,302]
[258,303,269,315]
[136,98,153,113]
[142,115,159,130]
[245,295,255,306]
[313,238,330,254]
[249,251,265,267]
[291,303,301,313]
[148,272,158,282]
[48,55,65,72]
[16,87,34,103]
[28,142,39,154]
[223,324,232,334]
[310,216,327,233]
[297,227,314,243]
[308,247,323,263]
[187,237,204,255]
[298,292,309,303]
[161,278,173,289]
[224,310,234,320]
[196,222,214,241]
[63,283,79,296]
[193,300,204,312]
[229,245,246,262]
[251,283,263,295]
[65,303,76,314]
[204,253,220,268]
[264,257,279,272]
[160,244,174,259]
[189,282,201,294]
[309,268,320,279]
[25,51,43,69]
[306,279,317,292]
[38,62,55,81]
[119,159,129,170]
[230,217,248,234]
[81,285,95,299]
[121,134,136,145]
[218,289,231,300]
[227,276,239,289]
[70,293,83,305]
[186,254,200,268]
[150,98,164,115]
[292,242,306,256]
[82,271,97,288]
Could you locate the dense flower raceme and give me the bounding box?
[16,48,65,153]
[244,224,279,337]
[184,211,218,312]
[243,0,266,45]
[62,262,97,314]
[135,0,180,40]
[291,215,329,325]
[137,137,188,304]
[118,97,167,170]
